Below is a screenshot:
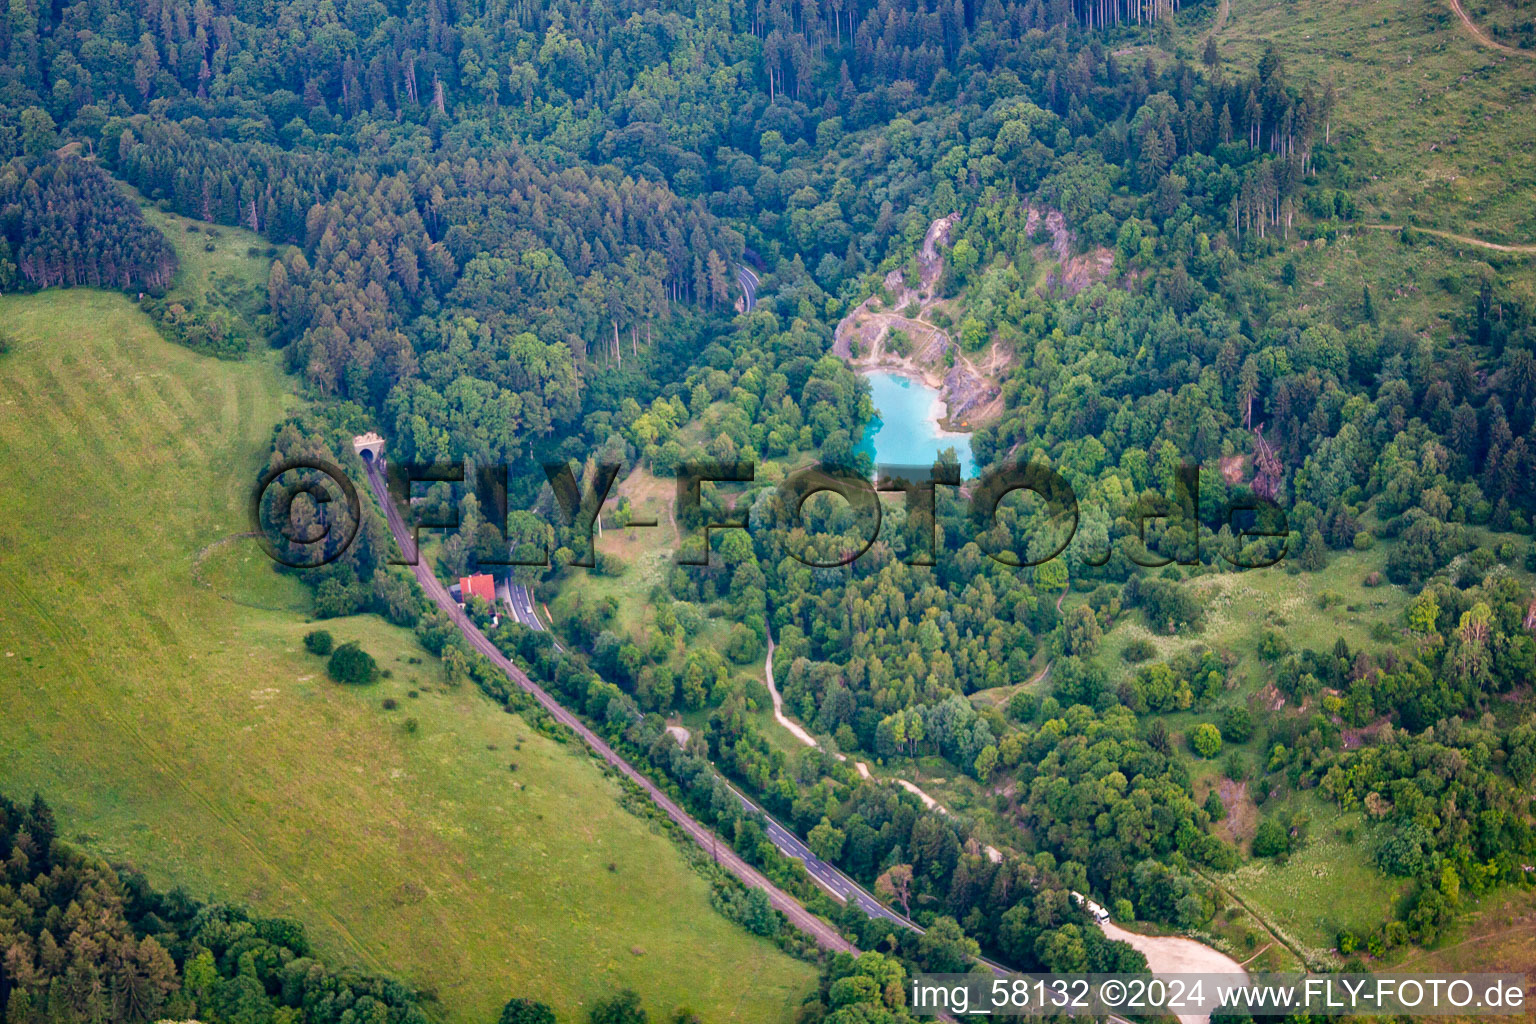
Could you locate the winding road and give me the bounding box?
[719,777,908,927]
[738,264,760,311]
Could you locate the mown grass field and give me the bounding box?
[0,289,816,1024]
[552,466,681,638]
[1145,0,1536,346]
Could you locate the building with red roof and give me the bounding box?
[458,573,496,605]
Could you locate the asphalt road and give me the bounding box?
[738,264,759,311]
[504,579,563,652]
[719,778,909,925]
[363,462,857,955]
[364,462,1137,1020]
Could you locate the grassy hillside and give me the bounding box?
[1200,0,1536,244]
[136,199,285,342]
[0,289,816,1024]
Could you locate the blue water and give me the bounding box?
[855,371,975,479]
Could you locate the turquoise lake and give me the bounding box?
[855,371,976,479]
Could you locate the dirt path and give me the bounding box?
[763,632,821,749]
[1363,223,1536,254]
[764,628,998,858]
[1447,0,1536,58]
[1238,942,1272,967]
[665,489,681,546]
[1390,917,1536,970]
[1208,0,1229,37]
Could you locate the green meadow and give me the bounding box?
[0,286,816,1024]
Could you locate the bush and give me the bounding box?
[1375,821,1432,877]
[1220,706,1254,743]
[1006,689,1039,722]
[1257,628,1290,661]
[1122,638,1156,663]
[1252,819,1289,857]
[589,989,647,1024]
[304,629,334,655]
[500,999,556,1024]
[139,296,249,358]
[1190,723,1223,758]
[327,641,377,684]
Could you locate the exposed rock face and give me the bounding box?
[944,361,993,423]
[1027,205,1115,296]
[834,214,1006,427]
[834,204,1115,426]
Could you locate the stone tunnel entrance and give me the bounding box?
[352,432,385,464]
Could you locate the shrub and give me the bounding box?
[500,999,556,1024]
[1256,628,1290,661]
[589,989,647,1024]
[1375,821,1432,877]
[1122,638,1156,663]
[1252,819,1289,857]
[1190,723,1223,758]
[1220,706,1254,743]
[140,296,249,358]
[304,629,334,655]
[327,641,377,684]
[1007,689,1040,722]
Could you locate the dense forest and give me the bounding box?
[0,156,176,291]
[0,791,436,1024]
[0,0,1533,994]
